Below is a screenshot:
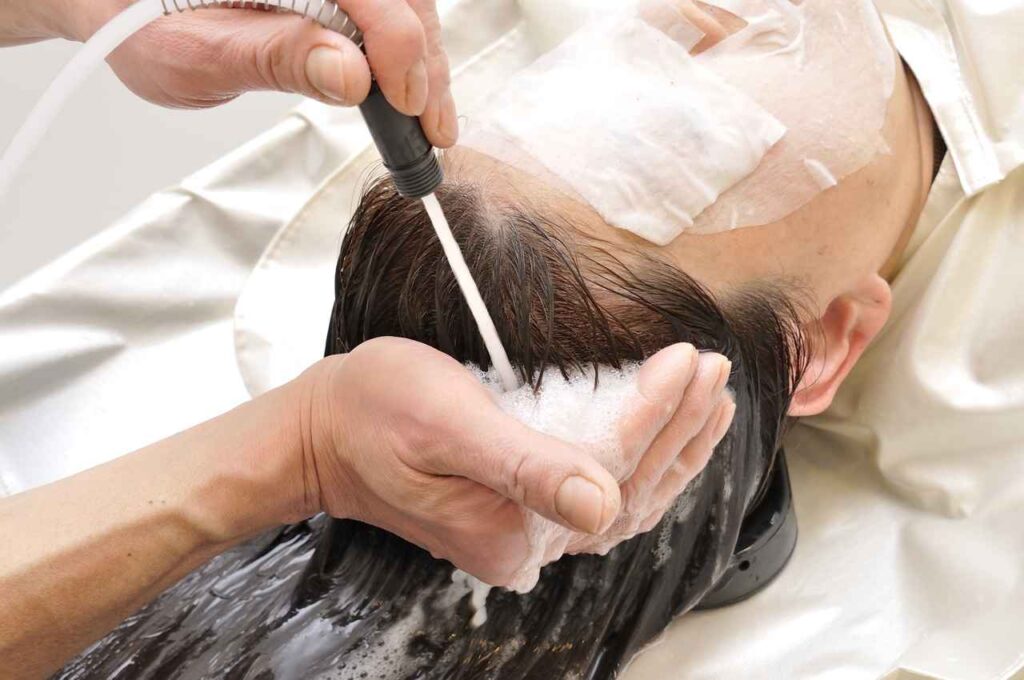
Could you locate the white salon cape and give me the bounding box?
[2,1,1023,678]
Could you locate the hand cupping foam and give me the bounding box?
[467,363,680,594]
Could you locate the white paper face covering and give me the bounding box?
[461,0,896,243]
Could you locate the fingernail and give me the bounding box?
[713,357,732,394]
[306,46,348,102]
[406,59,429,114]
[713,399,736,444]
[439,89,459,145]
[556,476,608,534]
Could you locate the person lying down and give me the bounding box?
[60,0,940,677]
[58,174,806,679]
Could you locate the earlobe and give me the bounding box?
[788,274,893,417]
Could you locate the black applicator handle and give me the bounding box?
[358,81,444,198]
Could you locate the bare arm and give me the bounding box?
[0,339,730,677]
[0,375,311,677]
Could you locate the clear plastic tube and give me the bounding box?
[0,0,165,203]
[0,0,358,205]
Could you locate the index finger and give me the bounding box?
[406,0,458,147]
[613,344,700,482]
[340,0,428,114]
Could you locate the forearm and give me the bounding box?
[0,377,316,678]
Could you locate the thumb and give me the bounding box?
[206,10,372,105]
[430,408,623,535]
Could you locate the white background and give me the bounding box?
[0,38,300,290]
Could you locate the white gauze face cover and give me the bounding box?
[461,0,895,243]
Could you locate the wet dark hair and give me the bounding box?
[60,178,808,679]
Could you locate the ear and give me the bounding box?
[788,274,893,416]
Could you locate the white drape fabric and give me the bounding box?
[2,1,1023,677]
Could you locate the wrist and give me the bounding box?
[175,371,333,547]
[294,355,358,520]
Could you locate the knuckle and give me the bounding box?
[639,509,665,534]
[678,383,713,423]
[254,32,289,92]
[497,440,531,505]
[664,460,694,491]
[427,53,451,89]
[669,457,692,478]
[618,409,659,465]
[398,392,461,459]
[414,390,456,433]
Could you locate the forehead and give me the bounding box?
[461,0,897,247]
[446,46,916,300]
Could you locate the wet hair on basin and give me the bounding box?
[59,177,809,679]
